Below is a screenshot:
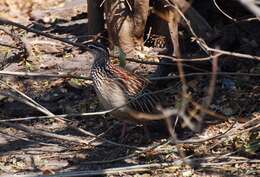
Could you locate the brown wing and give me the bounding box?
[108,64,159,113]
[108,64,149,97]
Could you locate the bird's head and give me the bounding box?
[87,42,109,55]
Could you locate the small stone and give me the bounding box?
[182,169,193,177]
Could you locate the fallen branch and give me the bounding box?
[1,121,91,145]
[0,17,89,50]
[0,80,141,150]
[0,71,91,80]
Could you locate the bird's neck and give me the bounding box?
[93,51,110,68]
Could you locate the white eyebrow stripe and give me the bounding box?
[88,44,109,54]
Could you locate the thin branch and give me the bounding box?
[0,130,60,147]
[238,0,260,17]
[0,110,112,122]
[209,115,260,149]
[0,80,141,149]
[0,80,68,122]
[150,72,260,81]
[160,107,187,162]
[1,17,260,66]
[197,52,219,124]
[165,0,209,54]
[0,70,258,83]
[221,115,260,138]
[9,160,184,177]
[200,159,260,167]
[0,71,91,80]
[125,57,210,72]
[154,53,221,62]
[1,121,91,145]
[176,121,236,144]
[165,0,260,62]
[205,47,260,61]
[0,17,90,50]
[0,42,20,49]
[213,0,237,21]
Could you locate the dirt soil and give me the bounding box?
[0,0,259,176]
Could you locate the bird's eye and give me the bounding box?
[87,43,109,54]
[88,44,97,50]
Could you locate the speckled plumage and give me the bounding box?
[89,43,161,123]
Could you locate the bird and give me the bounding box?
[88,42,165,137]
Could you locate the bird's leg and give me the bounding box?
[102,114,109,128]
[119,122,128,141]
[143,124,151,140]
